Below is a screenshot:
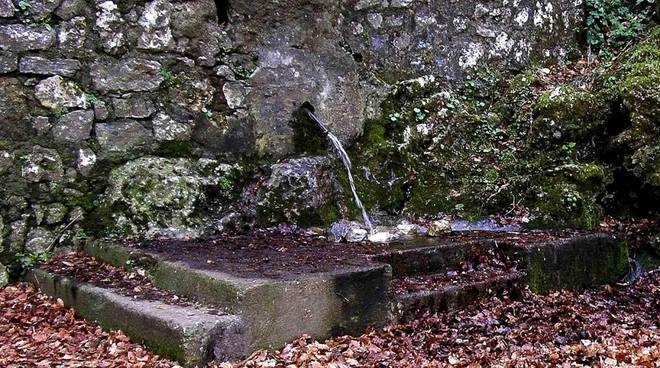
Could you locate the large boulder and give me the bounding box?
[102,157,236,238]
[255,156,340,226]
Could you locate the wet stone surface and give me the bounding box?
[132,229,588,280]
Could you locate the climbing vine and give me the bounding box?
[585,0,656,56]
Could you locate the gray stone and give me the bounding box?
[95,120,153,157]
[137,0,174,50]
[184,22,226,67]
[0,78,28,122]
[0,263,7,288]
[46,203,68,225]
[25,228,55,252]
[24,0,62,20]
[168,76,214,114]
[103,157,223,237]
[368,228,401,243]
[95,0,125,53]
[256,156,338,225]
[0,0,15,17]
[428,219,452,237]
[0,52,17,73]
[112,94,156,118]
[222,81,247,109]
[90,58,164,93]
[54,0,85,20]
[329,221,350,242]
[19,56,81,77]
[346,227,368,242]
[30,269,248,367]
[75,147,96,176]
[0,150,11,174]
[8,217,28,251]
[21,146,64,183]
[32,116,52,135]
[34,76,86,109]
[51,110,94,143]
[33,204,46,225]
[57,16,87,51]
[152,112,191,141]
[93,99,109,120]
[396,222,417,235]
[0,24,55,51]
[247,39,368,158]
[171,0,216,38]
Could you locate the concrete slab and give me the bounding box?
[28,269,249,367]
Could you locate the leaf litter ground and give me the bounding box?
[1,272,658,367]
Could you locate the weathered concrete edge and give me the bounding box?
[390,271,525,323]
[84,240,272,309]
[27,269,250,367]
[508,233,629,294]
[84,239,395,351]
[375,239,497,276]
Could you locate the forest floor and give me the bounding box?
[1,271,658,367]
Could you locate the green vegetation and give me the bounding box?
[339,26,660,228]
[585,0,656,57]
[13,250,50,275]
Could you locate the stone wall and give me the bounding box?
[0,0,585,262]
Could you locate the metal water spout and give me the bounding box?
[303,108,373,233]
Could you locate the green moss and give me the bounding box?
[150,263,242,309]
[527,237,628,294]
[532,87,612,146]
[528,248,553,294]
[529,182,603,229]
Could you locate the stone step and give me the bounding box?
[41,231,626,366]
[390,270,525,322]
[27,268,248,368]
[375,232,628,293]
[83,240,392,352]
[374,237,500,276]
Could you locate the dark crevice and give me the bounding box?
[214,0,230,24]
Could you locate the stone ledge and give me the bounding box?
[27,269,249,367]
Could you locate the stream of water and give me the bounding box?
[305,109,374,232]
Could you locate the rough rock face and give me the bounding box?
[18,56,81,77]
[227,0,582,157]
[90,58,164,93]
[0,262,7,288]
[0,24,54,51]
[95,120,154,160]
[255,156,340,226]
[102,157,235,238]
[0,0,633,259]
[51,110,94,143]
[34,76,86,109]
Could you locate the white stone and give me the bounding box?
[428,220,452,237]
[459,43,484,69]
[153,112,192,141]
[346,228,368,242]
[34,76,86,109]
[76,148,96,176]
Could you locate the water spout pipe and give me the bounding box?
[303,108,331,136]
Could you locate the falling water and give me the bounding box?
[305,109,374,232]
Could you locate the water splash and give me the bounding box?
[305,109,373,232]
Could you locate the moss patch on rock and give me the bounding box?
[338,27,660,227]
